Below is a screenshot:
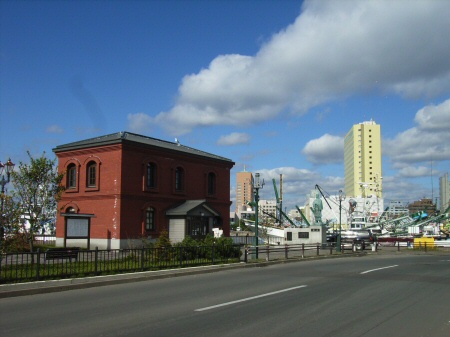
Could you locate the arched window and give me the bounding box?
[67,163,77,189]
[145,207,155,231]
[87,161,97,187]
[175,167,184,191]
[146,163,157,189]
[208,172,216,195]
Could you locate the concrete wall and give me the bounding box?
[284,226,326,245]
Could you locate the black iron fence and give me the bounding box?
[0,244,242,284]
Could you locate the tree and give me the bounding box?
[9,152,65,252]
[0,193,23,253]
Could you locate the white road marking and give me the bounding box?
[361,265,398,274]
[195,285,307,312]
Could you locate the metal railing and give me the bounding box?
[231,235,286,246]
[244,243,348,262]
[244,240,450,262]
[33,235,56,246]
[0,243,242,284]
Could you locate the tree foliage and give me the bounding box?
[9,152,65,252]
[0,194,23,252]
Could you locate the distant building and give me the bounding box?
[235,169,253,214]
[53,132,234,249]
[386,201,409,218]
[344,120,382,198]
[407,198,437,217]
[439,173,450,212]
[258,199,277,223]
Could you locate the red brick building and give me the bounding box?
[53,132,234,249]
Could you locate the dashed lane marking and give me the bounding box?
[195,285,307,312]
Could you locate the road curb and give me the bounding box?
[0,253,365,298]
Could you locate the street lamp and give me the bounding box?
[0,158,15,242]
[336,189,345,252]
[253,173,264,259]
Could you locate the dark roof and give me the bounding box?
[53,131,234,163]
[166,199,220,216]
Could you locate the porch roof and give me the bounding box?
[166,199,219,216]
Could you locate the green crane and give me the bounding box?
[272,177,297,227]
[296,205,311,227]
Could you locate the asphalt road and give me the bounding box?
[1,254,449,337]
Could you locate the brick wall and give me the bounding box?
[55,140,233,247]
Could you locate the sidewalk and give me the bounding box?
[0,263,250,298]
[0,253,355,298]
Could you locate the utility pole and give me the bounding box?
[253,173,264,259]
[279,174,283,225]
[337,189,345,252]
[0,158,15,247]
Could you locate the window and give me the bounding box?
[146,163,157,189]
[298,232,310,238]
[175,167,184,191]
[67,164,77,189]
[208,172,216,195]
[286,232,292,241]
[145,207,155,231]
[87,161,97,187]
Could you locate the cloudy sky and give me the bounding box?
[1,0,449,211]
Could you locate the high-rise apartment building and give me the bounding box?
[344,120,382,198]
[235,169,253,213]
[439,172,450,211]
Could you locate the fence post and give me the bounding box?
[36,249,41,281]
[244,246,248,263]
[141,246,145,271]
[285,244,288,259]
[397,241,400,252]
[95,247,99,276]
[212,242,215,264]
[179,245,183,268]
[424,242,427,252]
[330,244,333,255]
[266,244,270,262]
[302,243,305,258]
[316,243,320,256]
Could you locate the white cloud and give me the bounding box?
[129,0,450,135]
[127,113,153,133]
[302,134,343,165]
[414,99,450,130]
[217,132,250,146]
[398,166,430,178]
[384,99,450,165]
[46,125,64,134]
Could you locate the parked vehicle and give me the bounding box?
[340,229,375,250]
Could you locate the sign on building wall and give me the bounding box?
[65,217,91,249]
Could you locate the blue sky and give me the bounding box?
[1,0,449,211]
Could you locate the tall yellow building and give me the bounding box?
[344,120,382,198]
[235,169,253,213]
